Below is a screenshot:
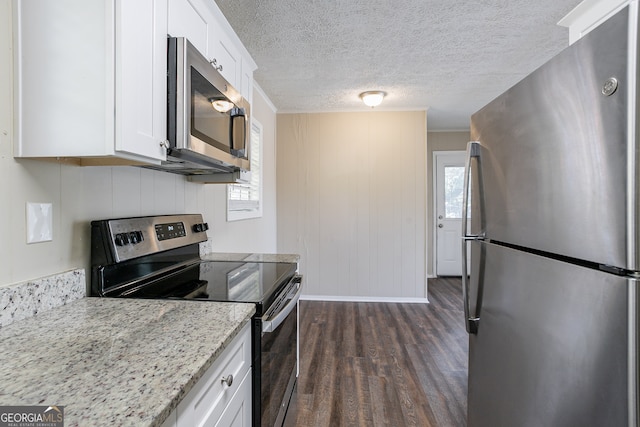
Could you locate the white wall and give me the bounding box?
[0,0,277,289]
[276,111,427,301]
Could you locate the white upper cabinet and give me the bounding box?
[14,0,168,163]
[240,56,254,106]
[208,27,241,87]
[167,0,209,56]
[116,0,169,161]
[558,0,632,44]
[167,0,256,102]
[14,0,255,165]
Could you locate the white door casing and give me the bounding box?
[434,151,467,276]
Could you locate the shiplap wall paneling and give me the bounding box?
[276,111,427,300]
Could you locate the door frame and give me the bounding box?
[432,150,466,277]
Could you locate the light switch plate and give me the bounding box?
[26,202,53,244]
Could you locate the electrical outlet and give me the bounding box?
[26,202,53,244]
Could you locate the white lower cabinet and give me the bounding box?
[174,322,252,427]
[215,368,252,427]
[160,367,250,427]
[160,411,177,427]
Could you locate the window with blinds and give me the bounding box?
[227,119,262,221]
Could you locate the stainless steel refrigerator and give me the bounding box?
[463,4,639,427]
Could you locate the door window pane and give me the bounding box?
[445,166,465,218]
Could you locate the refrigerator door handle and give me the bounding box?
[462,141,483,334]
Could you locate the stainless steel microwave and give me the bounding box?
[163,37,250,175]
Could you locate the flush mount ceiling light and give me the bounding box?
[209,98,234,113]
[359,91,386,108]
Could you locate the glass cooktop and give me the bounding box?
[115,260,297,316]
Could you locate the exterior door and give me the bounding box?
[434,151,466,276]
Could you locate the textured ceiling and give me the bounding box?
[214,0,583,130]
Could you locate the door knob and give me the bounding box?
[438,224,444,228]
[438,215,443,220]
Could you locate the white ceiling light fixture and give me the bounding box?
[359,91,386,108]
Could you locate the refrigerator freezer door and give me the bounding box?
[468,241,634,427]
[470,5,633,269]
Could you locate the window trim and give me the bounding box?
[227,119,263,221]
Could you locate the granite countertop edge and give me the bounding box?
[152,312,253,427]
[0,298,255,427]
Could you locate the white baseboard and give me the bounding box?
[301,295,429,304]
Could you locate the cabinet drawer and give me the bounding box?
[176,322,251,427]
[215,367,252,427]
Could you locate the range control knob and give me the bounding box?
[115,233,130,246]
[193,223,209,233]
[128,231,140,244]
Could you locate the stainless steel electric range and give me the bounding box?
[89,214,302,427]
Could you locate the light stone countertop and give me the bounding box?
[0,298,255,427]
[201,252,300,264]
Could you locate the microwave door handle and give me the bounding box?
[261,276,303,333]
[230,107,247,157]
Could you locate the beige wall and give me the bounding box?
[426,131,470,276]
[277,111,427,300]
[0,0,277,289]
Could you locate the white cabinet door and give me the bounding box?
[14,0,112,158]
[116,0,168,161]
[215,368,252,427]
[176,323,251,427]
[208,28,240,87]
[14,0,167,163]
[240,57,254,104]
[159,411,177,427]
[167,0,209,56]
[168,0,240,88]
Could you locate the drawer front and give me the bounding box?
[215,367,252,427]
[177,322,251,427]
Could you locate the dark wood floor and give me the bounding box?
[284,277,468,427]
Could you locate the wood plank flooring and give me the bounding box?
[284,277,468,427]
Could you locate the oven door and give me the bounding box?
[254,275,302,427]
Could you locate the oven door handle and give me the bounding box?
[261,275,303,333]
